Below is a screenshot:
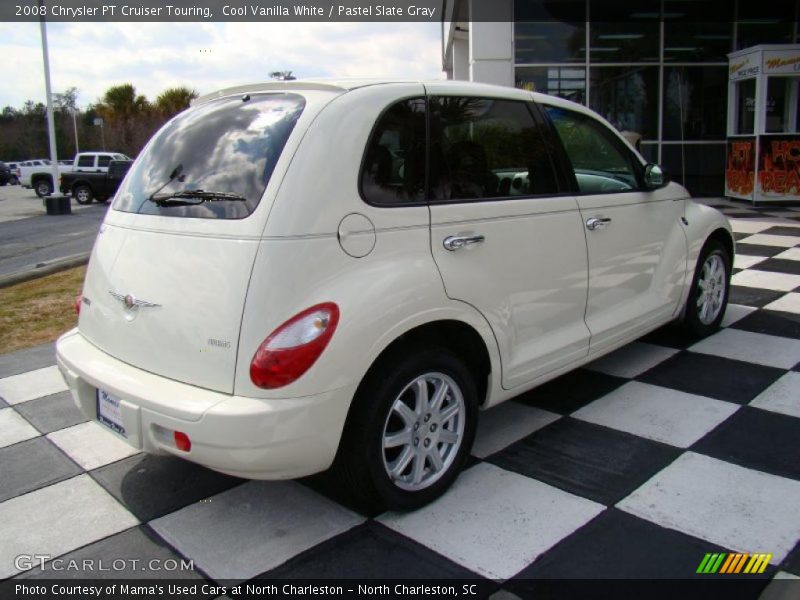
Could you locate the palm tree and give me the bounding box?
[155,87,198,118]
[95,84,150,153]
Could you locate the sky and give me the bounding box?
[0,21,445,109]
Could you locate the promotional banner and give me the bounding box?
[758,134,800,200]
[725,137,756,199]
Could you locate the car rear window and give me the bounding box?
[114,93,305,219]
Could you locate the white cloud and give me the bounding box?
[0,21,444,109]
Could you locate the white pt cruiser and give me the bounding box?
[56,80,733,510]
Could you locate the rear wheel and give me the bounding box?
[334,347,478,511]
[34,179,52,198]
[9,175,18,185]
[683,240,731,338]
[73,185,93,205]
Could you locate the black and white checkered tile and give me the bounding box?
[1,199,799,589]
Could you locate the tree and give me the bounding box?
[155,87,198,118]
[94,84,151,155]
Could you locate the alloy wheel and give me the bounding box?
[381,372,465,491]
[696,253,726,325]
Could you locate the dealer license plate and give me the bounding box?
[97,389,126,436]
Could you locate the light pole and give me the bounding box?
[38,7,60,197]
[94,117,106,151]
[70,106,79,154]
[54,93,80,157]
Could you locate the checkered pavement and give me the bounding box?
[1,198,799,591]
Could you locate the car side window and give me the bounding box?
[77,155,94,168]
[98,155,113,167]
[544,105,640,194]
[429,96,559,202]
[360,98,426,205]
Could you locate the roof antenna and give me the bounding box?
[269,71,297,81]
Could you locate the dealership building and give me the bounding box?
[442,0,800,197]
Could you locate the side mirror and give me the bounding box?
[643,163,667,190]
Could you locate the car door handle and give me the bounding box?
[443,234,485,251]
[586,217,612,231]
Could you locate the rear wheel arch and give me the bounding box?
[331,319,489,510]
[356,319,492,408]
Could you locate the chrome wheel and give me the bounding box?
[381,372,465,492]
[696,254,726,325]
[36,181,51,197]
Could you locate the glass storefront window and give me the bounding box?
[514,0,586,63]
[589,0,660,62]
[589,66,659,140]
[515,21,586,63]
[737,3,797,50]
[735,78,756,135]
[661,143,726,196]
[737,22,795,50]
[516,66,586,103]
[663,66,727,140]
[663,1,733,62]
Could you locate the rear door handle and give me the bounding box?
[443,234,485,251]
[586,217,612,231]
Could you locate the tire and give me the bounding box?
[34,180,52,198]
[73,185,93,205]
[333,347,478,511]
[683,240,731,338]
[9,176,18,185]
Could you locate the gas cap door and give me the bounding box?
[338,213,376,258]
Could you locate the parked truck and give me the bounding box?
[21,152,130,197]
[59,159,133,204]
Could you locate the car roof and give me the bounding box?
[194,78,590,114]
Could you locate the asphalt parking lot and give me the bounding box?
[0,184,107,280]
[0,199,799,594]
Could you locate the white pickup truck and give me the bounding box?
[20,151,130,197]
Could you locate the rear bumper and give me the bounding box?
[55,329,355,479]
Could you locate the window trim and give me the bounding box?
[358,95,429,209]
[427,95,568,205]
[359,94,573,209]
[540,102,647,196]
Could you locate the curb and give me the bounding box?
[0,253,90,289]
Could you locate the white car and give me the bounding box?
[56,80,733,510]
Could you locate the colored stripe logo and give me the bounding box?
[696,552,773,574]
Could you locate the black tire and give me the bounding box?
[0,180,6,186]
[333,347,478,512]
[73,185,94,205]
[34,179,52,198]
[9,176,18,185]
[683,240,731,338]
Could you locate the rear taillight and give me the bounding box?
[74,294,82,315]
[250,302,340,389]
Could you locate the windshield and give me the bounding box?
[114,93,305,219]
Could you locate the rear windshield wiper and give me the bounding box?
[148,190,248,206]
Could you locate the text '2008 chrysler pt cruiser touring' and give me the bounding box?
[56,79,733,510]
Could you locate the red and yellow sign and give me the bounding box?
[758,135,800,198]
[726,138,755,198]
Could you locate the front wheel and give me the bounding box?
[334,347,478,511]
[683,240,731,338]
[73,185,93,205]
